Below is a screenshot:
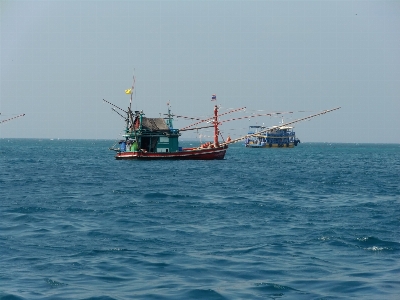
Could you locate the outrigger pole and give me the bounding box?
[111,108,126,120]
[180,108,295,131]
[180,107,246,130]
[213,105,220,147]
[0,113,25,124]
[220,107,341,146]
[219,111,293,124]
[103,99,127,113]
[180,125,214,132]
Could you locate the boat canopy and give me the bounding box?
[141,117,170,131]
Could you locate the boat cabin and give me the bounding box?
[120,113,181,153]
[245,125,300,147]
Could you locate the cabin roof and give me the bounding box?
[141,117,170,131]
[270,126,293,130]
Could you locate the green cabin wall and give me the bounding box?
[156,136,179,152]
[169,136,179,151]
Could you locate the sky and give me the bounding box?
[1,0,399,143]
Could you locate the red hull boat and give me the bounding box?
[115,145,227,160]
[105,91,229,160]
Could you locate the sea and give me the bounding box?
[0,139,399,300]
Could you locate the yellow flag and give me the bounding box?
[125,89,132,94]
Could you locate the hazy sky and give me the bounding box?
[1,0,399,143]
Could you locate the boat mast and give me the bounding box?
[213,105,219,147]
[166,102,173,129]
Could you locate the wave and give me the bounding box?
[143,192,203,200]
[356,236,400,252]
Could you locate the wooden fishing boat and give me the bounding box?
[104,99,228,160]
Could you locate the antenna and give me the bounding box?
[129,71,135,111]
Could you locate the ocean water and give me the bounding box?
[0,139,399,300]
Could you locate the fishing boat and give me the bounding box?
[232,107,341,148]
[105,98,228,160]
[245,125,300,148]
